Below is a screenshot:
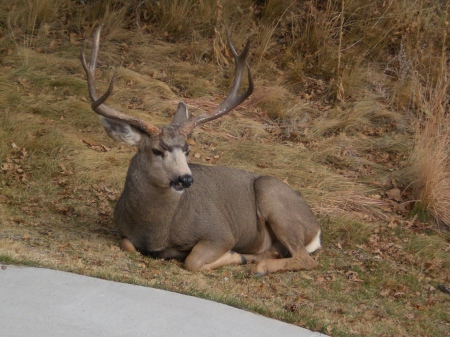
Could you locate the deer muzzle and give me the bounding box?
[171,174,193,191]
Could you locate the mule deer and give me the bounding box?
[81,25,321,275]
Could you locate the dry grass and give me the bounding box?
[1,1,450,337]
[408,90,450,228]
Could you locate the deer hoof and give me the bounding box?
[251,263,269,277]
[252,269,269,277]
[120,238,137,252]
[240,254,247,265]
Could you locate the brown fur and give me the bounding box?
[82,26,320,274]
[105,108,321,275]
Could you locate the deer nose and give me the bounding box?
[178,174,193,188]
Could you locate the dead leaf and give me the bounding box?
[55,205,71,215]
[388,219,398,228]
[346,271,363,282]
[69,33,79,45]
[415,304,427,310]
[386,188,403,202]
[379,289,390,297]
[300,273,313,280]
[315,275,325,284]
[82,139,110,152]
[394,201,413,214]
[58,243,70,252]
[284,303,299,312]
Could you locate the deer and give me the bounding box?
[81,25,321,276]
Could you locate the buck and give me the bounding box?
[81,25,321,275]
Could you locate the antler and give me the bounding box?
[180,29,254,135]
[81,25,161,136]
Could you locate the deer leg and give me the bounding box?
[201,251,249,270]
[189,247,282,271]
[250,219,318,275]
[184,241,244,272]
[241,249,281,264]
[253,176,321,275]
[120,238,137,252]
[252,249,317,276]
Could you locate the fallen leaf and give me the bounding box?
[415,304,426,310]
[300,273,313,280]
[187,138,197,145]
[82,139,110,152]
[379,289,390,297]
[386,188,403,202]
[58,243,70,252]
[69,32,79,45]
[283,177,290,186]
[346,271,363,282]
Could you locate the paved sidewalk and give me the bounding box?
[0,265,327,337]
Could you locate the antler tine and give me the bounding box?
[81,25,102,102]
[180,30,254,135]
[81,25,161,136]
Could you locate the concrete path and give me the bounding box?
[0,265,327,337]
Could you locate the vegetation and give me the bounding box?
[1,1,449,336]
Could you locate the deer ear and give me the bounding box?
[172,102,189,126]
[100,117,144,146]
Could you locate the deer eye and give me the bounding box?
[152,149,164,157]
[183,143,190,156]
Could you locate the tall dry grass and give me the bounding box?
[410,110,450,228]
[1,0,448,228]
[408,66,450,229]
[404,1,450,229]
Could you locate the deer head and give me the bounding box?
[81,25,253,192]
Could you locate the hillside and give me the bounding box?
[1,1,449,336]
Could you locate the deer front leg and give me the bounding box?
[120,238,137,252]
[184,241,246,271]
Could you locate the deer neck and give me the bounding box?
[125,155,182,212]
[116,154,186,247]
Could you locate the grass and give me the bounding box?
[1,1,450,337]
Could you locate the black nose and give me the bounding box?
[178,174,193,188]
